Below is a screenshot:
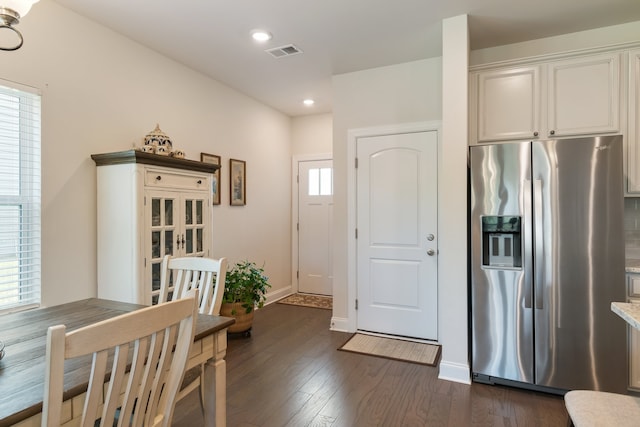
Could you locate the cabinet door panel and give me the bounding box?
[548,54,620,137]
[182,196,208,257]
[628,49,640,193]
[628,292,640,390]
[476,66,541,142]
[630,275,640,298]
[146,191,179,304]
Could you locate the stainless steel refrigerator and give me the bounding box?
[470,135,627,394]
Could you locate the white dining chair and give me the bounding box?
[42,290,198,427]
[158,255,228,407]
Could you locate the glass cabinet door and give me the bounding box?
[147,192,178,304]
[182,196,207,256]
[145,189,210,305]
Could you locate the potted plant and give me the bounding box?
[221,260,270,335]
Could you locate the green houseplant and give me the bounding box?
[221,260,270,334]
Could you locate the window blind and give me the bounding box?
[0,80,41,313]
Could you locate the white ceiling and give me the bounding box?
[52,0,640,117]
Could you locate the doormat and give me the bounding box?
[277,293,332,310]
[338,333,441,367]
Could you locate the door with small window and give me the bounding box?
[298,159,333,295]
[145,190,208,304]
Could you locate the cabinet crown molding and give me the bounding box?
[92,150,219,174]
[470,40,640,72]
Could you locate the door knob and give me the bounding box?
[427,234,435,241]
[427,249,435,256]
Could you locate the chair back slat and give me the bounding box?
[159,255,228,316]
[119,337,148,426]
[83,350,108,427]
[101,345,128,425]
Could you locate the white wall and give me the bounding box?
[292,113,333,155]
[331,57,442,321]
[439,14,470,384]
[470,20,640,66]
[3,0,292,307]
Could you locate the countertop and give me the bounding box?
[627,259,640,274]
[612,302,640,330]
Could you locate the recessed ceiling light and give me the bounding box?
[251,30,272,42]
[303,99,315,106]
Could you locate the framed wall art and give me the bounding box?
[229,158,246,206]
[200,152,221,205]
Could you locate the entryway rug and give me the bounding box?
[338,333,441,367]
[277,293,333,310]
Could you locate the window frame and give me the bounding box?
[0,78,42,314]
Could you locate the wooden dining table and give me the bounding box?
[0,298,234,427]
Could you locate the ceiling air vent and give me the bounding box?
[265,44,303,58]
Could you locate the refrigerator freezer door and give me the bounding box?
[532,136,626,393]
[470,141,534,384]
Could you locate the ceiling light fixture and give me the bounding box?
[0,0,39,51]
[303,99,315,106]
[251,30,272,42]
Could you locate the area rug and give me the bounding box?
[277,293,333,310]
[338,333,441,367]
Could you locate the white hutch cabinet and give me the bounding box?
[92,150,218,305]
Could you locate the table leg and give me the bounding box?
[203,330,227,427]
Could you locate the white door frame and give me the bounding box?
[291,153,333,294]
[344,121,442,333]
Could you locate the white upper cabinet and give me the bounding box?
[628,49,640,193]
[472,65,542,142]
[470,52,621,144]
[547,53,620,137]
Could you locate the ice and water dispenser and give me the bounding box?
[481,216,522,269]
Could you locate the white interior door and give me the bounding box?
[356,131,438,340]
[298,159,333,295]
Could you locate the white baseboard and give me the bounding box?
[330,316,351,332]
[438,360,471,385]
[264,286,292,306]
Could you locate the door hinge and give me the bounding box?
[297,222,299,231]
[355,299,358,310]
[144,196,146,206]
[355,157,358,168]
[355,228,358,239]
[297,174,299,184]
[297,271,299,279]
[144,258,146,267]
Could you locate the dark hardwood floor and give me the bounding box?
[172,302,569,426]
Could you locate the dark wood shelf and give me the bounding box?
[91,150,219,174]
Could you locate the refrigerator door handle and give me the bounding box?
[533,179,544,310]
[523,179,533,310]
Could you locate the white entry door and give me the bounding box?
[356,131,438,340]
[298,159,333,295]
